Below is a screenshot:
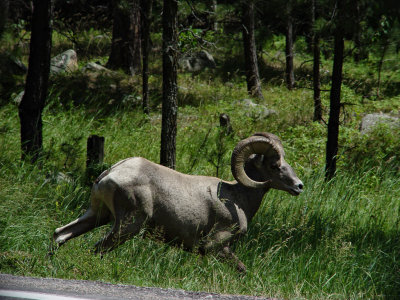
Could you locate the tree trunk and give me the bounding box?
[141,0,153,114]
[325,28,344,180]
[160,0,178,169]
[107,0,141,75]
[86,135,105,182]
[211,0,218,31]
[285,1,295,90]
[312,0,322,121]
[376,40,389,99]
[0,0,9,38]
[242,0,264,100]
[86,135,105,169]
[353,0,367,62]
[18,0,52,163]
[353,0,360,62]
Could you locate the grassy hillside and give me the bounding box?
[1,31,400,299]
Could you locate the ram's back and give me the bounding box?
[93,157,234,247]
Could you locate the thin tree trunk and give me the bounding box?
[141,0,153,114]
[107,0,141,75]
[285,1,295,90]
[353,0,364,63]
[242,0,264,100]
[18,0,52,163]
[325,28,344,180]
[0,0,9,38]
[353,15,362,62]
[86,135,105,169]
[312,0,322,121]
[376,41,389,99]
[160,0,178,169]
[211,0,218,31]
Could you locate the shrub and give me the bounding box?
[344,123,400,172]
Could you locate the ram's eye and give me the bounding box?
[270,163,279,170]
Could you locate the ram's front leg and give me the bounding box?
[201,230,247,273]
[220,245,246,273]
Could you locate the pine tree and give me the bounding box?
[18,0,52,163]
[160,0,178,169]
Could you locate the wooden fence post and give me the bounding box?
[219,113,233,135]
[86,135,105,183]
[86,135,104,168]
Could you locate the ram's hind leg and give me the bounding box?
[53,206,110,246]
[94,212,146,254]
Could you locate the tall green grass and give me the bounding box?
[1,27,400,299]
[238,168,400,298]
[1,94,399,298]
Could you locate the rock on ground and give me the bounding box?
[235,99,276,120]
[179,50,216,75]
[50,49,78,74]
[360,113,400,134]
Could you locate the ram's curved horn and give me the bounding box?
[231,133,281,189]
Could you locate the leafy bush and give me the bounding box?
[47,69,141,112]
[345,123,400,171]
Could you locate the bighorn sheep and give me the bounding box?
[53,132,303,272]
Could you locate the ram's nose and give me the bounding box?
[289,180,304,196]
[297,182,304,191]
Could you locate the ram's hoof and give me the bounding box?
[237,261,247,274]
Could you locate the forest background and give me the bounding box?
[1,0,400,299]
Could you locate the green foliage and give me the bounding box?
[47,68,141,112]
[342,58,400,99]
[1,10,400,298]
[52,29,111,59]
[182,121,236,179]
[345,124,400,171]
[2,73,399,298]
[235,167,400,298]
[178,27,203,53]
[1,138,399,298]
[178,27,218,54]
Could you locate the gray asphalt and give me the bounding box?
[0,274,273,300]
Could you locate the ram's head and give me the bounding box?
[231,132,303,196]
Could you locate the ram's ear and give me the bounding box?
[254,155,264,168]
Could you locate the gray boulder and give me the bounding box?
[121,94,142,107]
[81,62,108,73]
[81,62,118,89]
[235,99,276,120]
[44,171,73,184]
[360,113,400,134]
[50,49,78,74]
[178,50,216,75]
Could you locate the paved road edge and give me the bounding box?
[0,273,274,300]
